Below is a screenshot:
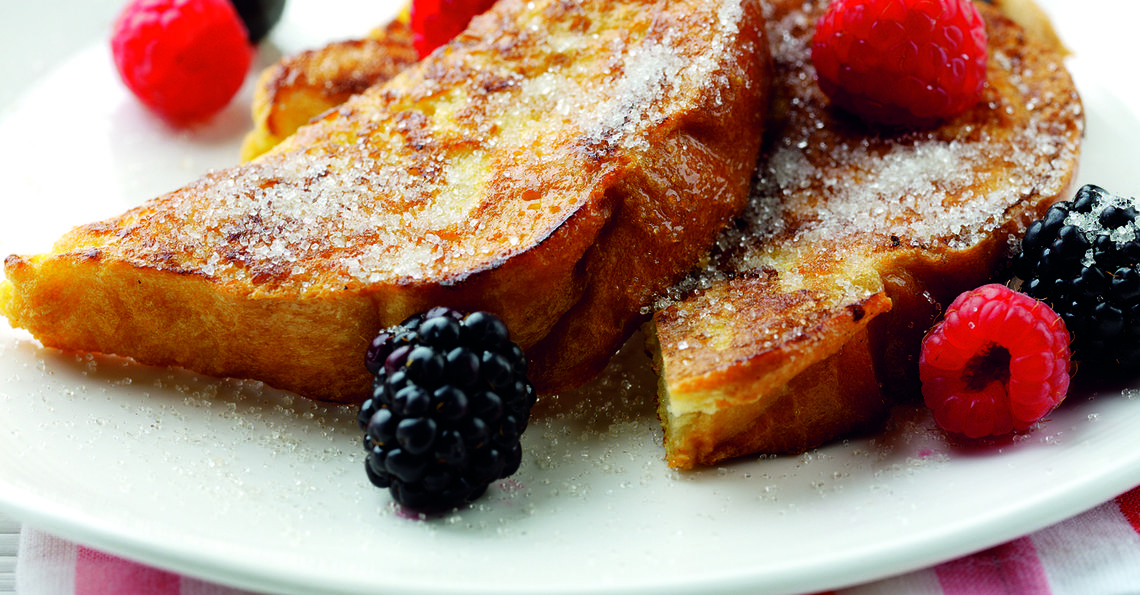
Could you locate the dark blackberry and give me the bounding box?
[1013,184,1140,367]
[358,308,536,512]
[228,0,286,43]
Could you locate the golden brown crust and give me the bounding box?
[987,0,1069,54]
[652,319,888,467]
[651,0,1084,469]
[240,20,419,161]
[2,252,380,400]
[1,0,772,404]
[650,262,895,468]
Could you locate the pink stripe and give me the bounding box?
[75,546,181,595]
[935,536,1051,595]
[1115,485,1140,535]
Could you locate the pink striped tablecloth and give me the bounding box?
[10,485,1140,594]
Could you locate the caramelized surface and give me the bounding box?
[652,0,1083,468]
[240,20,419,161]
[2,0,772,403]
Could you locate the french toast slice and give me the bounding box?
[238,0,1069,164]
[649,0,1084,468]
[0,0,772,403]
[239,19,418,162]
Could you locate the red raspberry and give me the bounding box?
[811,0,988,128]
[111,0,254,125]
[410,0,498,58]
[919,284,1071,439]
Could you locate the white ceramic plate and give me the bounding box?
[1,1,1139,594]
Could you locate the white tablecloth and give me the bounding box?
[1,512,18,595]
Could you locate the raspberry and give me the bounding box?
[1014,185,1140,367]
[358,308,536,512]
[919,284,1071,438]
[111,0,254,125]
[409,0,497,58]
[811,0,988,128]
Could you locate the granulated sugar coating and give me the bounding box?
[715,0,1083,279]
[2,0,771,403]
[651,0,1084,469]
[61,0,752,291]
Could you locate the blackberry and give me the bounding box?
[1013,184,1140,367]
[228,0,286,43]
[358,308,536,512]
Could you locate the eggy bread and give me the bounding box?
[239,0,1081,467]
[0,0,772,403]
[238,0,1071,163]
[239,19,418,161]
[649,0,1083,468]
[987,0,1068,54]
